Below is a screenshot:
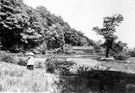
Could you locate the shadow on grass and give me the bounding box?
[59,70,135,93]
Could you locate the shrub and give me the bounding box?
[54,48,62,54]
[114,52,129,60]
[77,65,90,74]
[76,65,92,78]
[1,54,16,64]
[0,52,27,66]
[32,43,47,54]
[63,44,72,54]
[45,56,76,74]
[130,51,135,57]
[18,58,27,66]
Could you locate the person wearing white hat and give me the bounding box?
[27,53,35,70]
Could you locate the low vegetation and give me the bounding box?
[44,56,76,74]
[129,49,135,57]
[0,53,27,66]
[59,67,135,93]
[114,52,130,60]
[0,62,60,92]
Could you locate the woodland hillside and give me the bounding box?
[0,0,96,53]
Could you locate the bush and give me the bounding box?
[63,44,72,54]
[114,52,129,60]
[54,48,62,54]
[1,54,16,64]
[45,56,76,74]
[130,51,135,57]
[76,65,92,78]
[0,52,27,66]
[18,58,27,66]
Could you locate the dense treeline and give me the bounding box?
[0,0,95,53]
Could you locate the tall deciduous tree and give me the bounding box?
[93,14,124,57]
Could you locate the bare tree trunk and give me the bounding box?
[61,45,64,53]
[106,47,109,57]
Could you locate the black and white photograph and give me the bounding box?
[0,0,135,92]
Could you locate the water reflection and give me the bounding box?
[59,70,135,93]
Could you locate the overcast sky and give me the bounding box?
[23,0,135,48]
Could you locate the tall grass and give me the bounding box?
[0,52,27,66]
[0,62,60,92]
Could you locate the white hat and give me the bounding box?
[25,52,34,56]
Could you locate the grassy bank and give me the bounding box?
[0,62,60,92]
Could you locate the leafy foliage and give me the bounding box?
[93,14,124,57]
[0,0,94,53]
[114,52,129,60]
[0,0,42,52]
[1,54,15,63]
[110,41,128,56]
[63,44,72,54]
[128,48,135,57]
[18,58,27,66]
[0,52,27,65]
[130,51,135,57]
[45,56,76,74]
